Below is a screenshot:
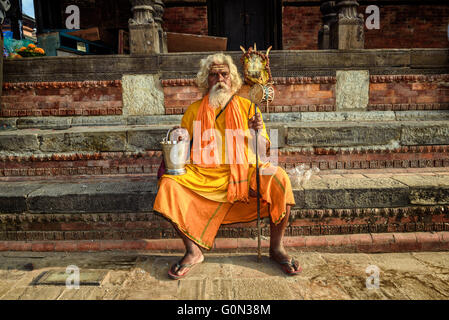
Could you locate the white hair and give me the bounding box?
[196,53,243,95]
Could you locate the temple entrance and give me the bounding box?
[207,0,282,51]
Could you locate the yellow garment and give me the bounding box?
[153,95,295,250]
[166,95,269,202]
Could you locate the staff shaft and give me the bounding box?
[254,106,261,263]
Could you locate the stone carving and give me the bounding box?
[128,0,155,25]
[333,0,365,49]
[336,70,369,111]
[122,74,165,115]
[128,0,167,54]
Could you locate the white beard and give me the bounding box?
[209,83,233,109]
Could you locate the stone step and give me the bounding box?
[2,110,449,131]
[1,118,449,155]
[0,170,448,241]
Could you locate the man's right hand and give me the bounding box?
[170,126,189,142]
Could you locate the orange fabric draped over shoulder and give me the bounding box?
[153,95,296,250]
[193,94,249,203]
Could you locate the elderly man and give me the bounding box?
[154,53,301,279]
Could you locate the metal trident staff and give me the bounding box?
[241,44,274,262]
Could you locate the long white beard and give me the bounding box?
[209,83,233,109]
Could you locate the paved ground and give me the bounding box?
[0,250,448,300]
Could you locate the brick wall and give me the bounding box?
[162,77,336,115]
[162,6,208,35]
[368,75,449,111]
[1,81,123,117]
[282,5,322,50]
[363,5,449,49]
[281,4,449,50]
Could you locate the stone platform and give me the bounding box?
[1,250,449,300]
[0,168,448,251]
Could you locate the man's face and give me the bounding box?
[208,64,231,93]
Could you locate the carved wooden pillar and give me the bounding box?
[153,0,167,53]
[128,0,160,54]
[333,0,365,49]
[318,1,337,49]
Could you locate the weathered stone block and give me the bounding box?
[122,74,165,116]
[71,116,127,127]
[411,49,449,67]
[0,118,17,131]
[301,111,395,122]
[264,124,287,149]
[401,122,449,145]
[127,127,171,151]
[303,177,409,209]
[16,117,72,130]
[127,115,182,125]
[374,51,409,68]
[0,183,43,213]
[391,175,449,205]
[336,70,369,111]
[286,123,401,147]
[39,130,127,152]
[395,111,449,121]
[27,181,157,213]
[292,189,305,209]
[0,132,39,152]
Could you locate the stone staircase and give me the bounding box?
[0,110,448,252]
[0,50,448,252]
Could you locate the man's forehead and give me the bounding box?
[209,64,229,72]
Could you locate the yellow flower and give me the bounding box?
[28,43,36,49]
[35,48,45,54]
[19,47,27,51]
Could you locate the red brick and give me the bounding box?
[31,242,55,252]
[393,232,417,243]
[78,241,101,251]
[349,234,373,246]
[214,238,238,249]
[54,241,78,252]
[143,239,168,250]
[122,240,147,251]
[415,232,441,251]
[98,240,124,251]
[283,236,306,248]
[238,238,263,249]
[371,233,395,245]
[370,83,388,91]
[325,234,351,247]
[0,241,8,251]
[305,236,327,248]
[8,241,32,251]
[391,233,420,251]
[437,232,449,250]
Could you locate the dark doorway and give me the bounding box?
[208,0,282,51]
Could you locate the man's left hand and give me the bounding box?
[248,112,263,131]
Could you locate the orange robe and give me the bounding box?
[153,95,295,250]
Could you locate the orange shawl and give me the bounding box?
[192,94,249,203]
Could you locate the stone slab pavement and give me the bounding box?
[0,250,448,300]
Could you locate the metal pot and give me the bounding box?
[160,128,189,175]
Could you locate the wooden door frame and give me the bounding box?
[207,0,283,50]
